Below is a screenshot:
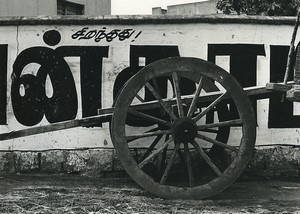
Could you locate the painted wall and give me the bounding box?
[0,0,111,16]
[0,15,299,152]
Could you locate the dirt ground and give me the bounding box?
[0,174,300,214]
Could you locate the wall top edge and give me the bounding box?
[0,14,297,26]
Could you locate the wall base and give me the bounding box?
[0,149,123,176]
[0,146,300,179]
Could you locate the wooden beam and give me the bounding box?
[265,82,293,92]
[0,114,111,141]
[0,83,284,142]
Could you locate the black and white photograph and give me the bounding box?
[0,0,300,213]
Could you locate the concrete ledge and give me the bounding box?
[0,14,297,26]
[0,152,15,173]
[0,149,118,176]
[64,149,114,175]
[0,146,300,178]
[246,146,300,178]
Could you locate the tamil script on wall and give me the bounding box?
[0,19,299,150]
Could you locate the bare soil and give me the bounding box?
[0,174,300,213]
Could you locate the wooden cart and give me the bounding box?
[1,13,300,200]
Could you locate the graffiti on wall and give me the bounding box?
[71,27,142,42]
[0,29,297,131]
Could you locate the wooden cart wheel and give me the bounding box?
[111,57,256,199]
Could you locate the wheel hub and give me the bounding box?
[172,118,197,143]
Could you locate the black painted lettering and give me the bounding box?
[11,47,78,126]
[208,44,265,121]
[72,27,141,43]
[0,45,7,125]
[56,46,109,118]
[113,45,196,127]
[268,45,300,128]
[114,45,181,102]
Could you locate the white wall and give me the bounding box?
[0,15,298,151]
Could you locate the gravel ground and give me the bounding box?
[0,174,300,213]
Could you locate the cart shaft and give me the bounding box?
[0,114,112,141]
[0,84,280,142]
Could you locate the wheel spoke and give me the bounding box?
[193,92,228,122]
[187,76,204,118]
[135,94,144,102]
[184,143,195,187]
[191,140,222,177]
[200,129,219,134]
[177,147,185,167]
[160,142,181,184]
[139,137,173,168]
[127,127,160,143]
[152,78,162,97]
[157,135,169,171]
[145,127,160,133]
[196,133,237,152]
[139,135,163,163]
[197,119,243,130]
[126,130,171,141]
[172,72,184,118]
[145,82,177,120]
[128,108,172,127]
